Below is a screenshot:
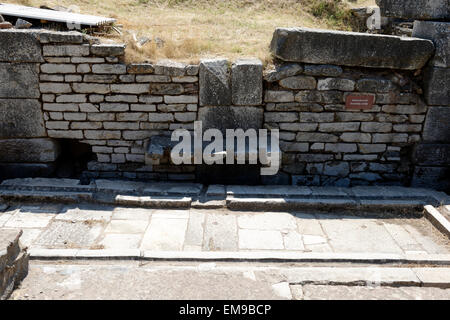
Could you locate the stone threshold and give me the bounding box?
[424,205,450,239]
[0,178,449,214]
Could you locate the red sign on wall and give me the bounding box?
[345,94,375,110]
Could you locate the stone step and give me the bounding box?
[115,195,192,208]
[424,205,450,238]
[0,178,203,197]
[226,197,359,212]
[0,178,448,212]
[227,197,428,214]
[0,190,93,203]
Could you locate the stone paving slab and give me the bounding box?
[4,211,54,229]
[413,268,450,288]
[283,230,305,251]
[141,216,188,251]
[105,220,148,234]
[383,223,426,253]
[237,212,297,230]
[255,267,421,286]
[10,263,283,300]
[1,203,450,261]
[203,213,238,251]
[33,220,104,249]
[111,207,153,220]
[55,205,113,222]
[402,223,448,254]
[296,284,450,300]
[100,234,142,249]
[9,262,450,300]
[239,229,284,250]
[0,190,93,203]
[184,210,205,247]
[320,219,404,254]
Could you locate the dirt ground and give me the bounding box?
[4,0,376,63]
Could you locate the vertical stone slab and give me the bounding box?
[423,106,450,143]
[413,21,450,68]
[198,106,264,132]
[376,0,450,20]
[0,139,60,162]
[0,99,46,138]
[231,58,263,105]
[0,30,43,62]
[199,59,231,106]
[0,63,40,98]
[423,67,450,106]
[412,166,450,191]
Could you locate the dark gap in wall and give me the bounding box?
[196,165,261,185]
[54,139,94,182]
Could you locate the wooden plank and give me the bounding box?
[0,3,115,26]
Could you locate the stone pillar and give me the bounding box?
[0,30,60,179]
[198,58,265,184]
[375,0,450,21]
[408,17,450,190]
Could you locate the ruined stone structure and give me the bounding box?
[0,1,448,190]
[0,229,28,300]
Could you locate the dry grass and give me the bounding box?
[4,0,376,63]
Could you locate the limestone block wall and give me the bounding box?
[0,23,448,190]
[263,64,427,187]
[410,19,450,191]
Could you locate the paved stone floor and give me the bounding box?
[0,203,449,255]
[9,261,450,300]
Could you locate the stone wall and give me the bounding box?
[0,14,448,190]
[0,30,59,178]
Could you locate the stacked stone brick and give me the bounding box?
[376,0,450,190]
[37,35,200,180]
[0,230,28,300]
[264,63,427,186]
